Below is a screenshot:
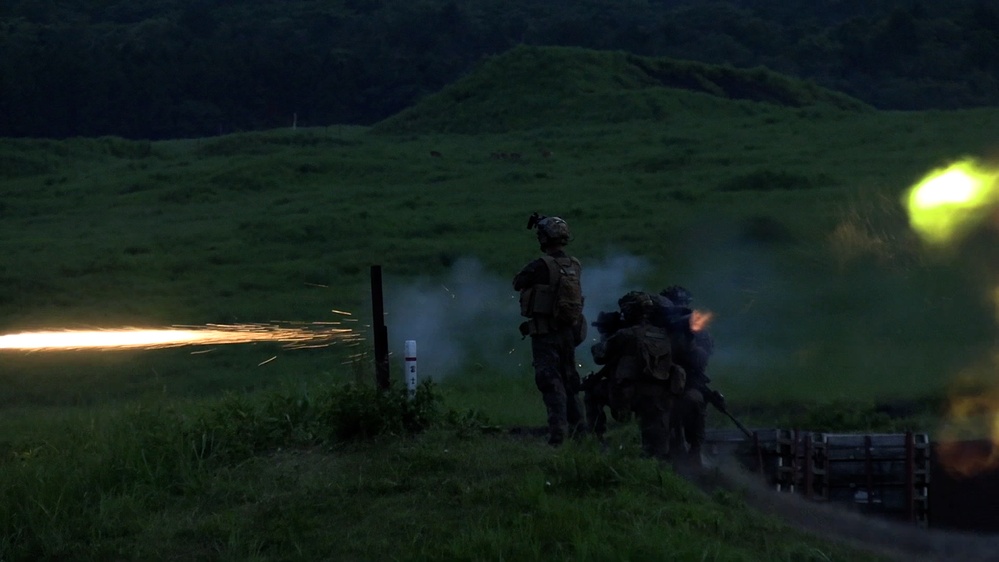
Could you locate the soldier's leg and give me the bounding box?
[565,375,586,437]
[669,407,687,455]
[541,382,569,446]
[532,335,568,445]
[561,336,586,437]
[681,389,707,465]
[634,387,670,459]
[583,384,607,438]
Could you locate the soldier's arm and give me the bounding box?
[594,331,625,365]
[512,258,544,291]
[590,341,608,365]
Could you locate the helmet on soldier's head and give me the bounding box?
[660,285,693,307]
[618,290,654,322]
[536,216,570,247]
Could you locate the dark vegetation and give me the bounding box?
[1,0,998,139]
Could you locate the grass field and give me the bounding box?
[1,46,997,560]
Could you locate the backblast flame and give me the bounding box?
[0,322,359,352]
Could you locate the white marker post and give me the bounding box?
[404,340,417,400]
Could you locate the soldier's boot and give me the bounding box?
[687,444,704,469]
[684,409,707,468]
[639,418,671,460]
[584,405,607,445]
[670,427,686,456]
[548,426,567,446]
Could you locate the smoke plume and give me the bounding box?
[383,255,649,380]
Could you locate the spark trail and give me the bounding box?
[0,322,361,352]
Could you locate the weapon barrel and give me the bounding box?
[722,409,753,439]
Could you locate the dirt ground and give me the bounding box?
[689,457,999,562]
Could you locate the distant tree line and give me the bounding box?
[1,0,997,139]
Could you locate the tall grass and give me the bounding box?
[0,381,456,560]
[0,386,883,561]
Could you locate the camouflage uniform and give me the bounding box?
[593,293,683,459]
[514,248,585,446]
[671,334,711,460]
[582,366,634,439]
[583,311,629,439]
[658,286,716,464]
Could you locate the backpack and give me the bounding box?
[608,325,684,412]
[635,326,672,382]
[635,325,686,391]
[541,255,584,329]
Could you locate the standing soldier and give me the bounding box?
[513,213,586,446]
[660,285,720,468]
[592,291,685,460]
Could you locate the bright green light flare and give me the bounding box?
[906,159,999,244]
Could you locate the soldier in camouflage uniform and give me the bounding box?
[513,215,585,446]
[591,291,685,459]
[584,292,682,442]
[659,285,721,468]
[582,310,630,440]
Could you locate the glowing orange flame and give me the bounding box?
[0,322,359,352]
[690,310,714,332]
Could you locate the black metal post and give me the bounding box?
[905,431,915,523]
[865,435,874,509]
[370,265,390,391]
[804,433,813,499]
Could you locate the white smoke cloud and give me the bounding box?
[383,255,649,380]
[666,243,791,383]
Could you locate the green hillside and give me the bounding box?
[375,46,871,134]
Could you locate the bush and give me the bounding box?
[186,380,450,464]
[717,169,815,192]
[320,380,447,441]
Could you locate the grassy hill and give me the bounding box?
[374,45,871,134]
[1,45,997,560]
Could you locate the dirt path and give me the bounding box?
[688,458,999,562]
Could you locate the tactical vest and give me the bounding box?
[519,255,585,341]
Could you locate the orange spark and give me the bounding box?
[0,322,359,352]
[690,310,714,332]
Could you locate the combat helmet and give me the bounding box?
[618,290,654,322]
[660,285,693,307]
[527,212,571,247]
